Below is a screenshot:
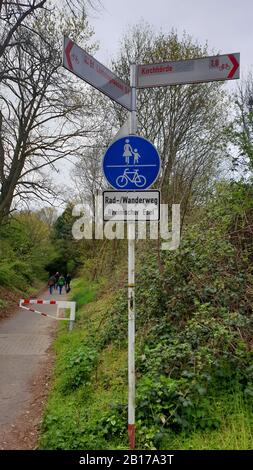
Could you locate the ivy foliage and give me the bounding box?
[100,181,253,447]
[40,181,253,450]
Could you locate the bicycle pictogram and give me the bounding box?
[116,168,146,188]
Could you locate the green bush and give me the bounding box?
[0,262,25,289]
[59,342,99,393]
[40,181,253,450]
[98,182,253,447]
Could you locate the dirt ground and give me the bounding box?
[0,285,45,322]
[0,287,23,321]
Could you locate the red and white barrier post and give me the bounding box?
[19,299,76,331]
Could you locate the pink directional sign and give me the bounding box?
[137,53,240,88]
[63,36,132,110]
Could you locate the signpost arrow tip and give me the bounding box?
[65,39,74,71]
[228,54,239,79]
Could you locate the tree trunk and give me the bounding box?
[0,179,15,225]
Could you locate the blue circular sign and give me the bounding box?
[102,135,161,190]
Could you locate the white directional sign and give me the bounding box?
[137,53,240,88]
[103,190,160,221]
[62,36,132,110]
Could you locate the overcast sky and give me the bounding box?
[54,0,253,199]
[89,0,252,82]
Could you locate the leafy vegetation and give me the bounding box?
[40,181,253,450]
[0,211,56,291]
[1,8,253,451]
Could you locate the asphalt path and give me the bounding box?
[0,289,68,448]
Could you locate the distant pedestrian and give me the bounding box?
[58,274,65,295]
[65,273,72,293]
[54,272,60,290]
[48,275,56,295]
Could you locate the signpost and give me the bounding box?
[102,135,161,191]
[127,64,137,451]
[62,36,132,110]
[62,38,240,450]
[137,53,240,88]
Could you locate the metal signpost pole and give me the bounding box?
[128,63,137,450]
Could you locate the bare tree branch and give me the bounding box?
[0,0,47,58]
[0,4,100,223]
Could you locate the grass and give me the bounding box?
[0,299,7,309]
[71,277,100,309]
[40,279,126,449]
[166,393,253,450]
[40,275,253,450]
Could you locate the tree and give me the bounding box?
[0,6,101,224]
[0,1,100,67]
[72,144,105,217]
[110,24,229,218]
[72,24,229,232]
[0,0,47,64]
[37,206,58,227]
[50,202,84,275]
[71,86,121,219]
[228,73,253,174]
[0,209,56,286]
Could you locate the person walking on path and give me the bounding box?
[65,273,71,293]
[54,272,60,290]
[48,275,56,295]
[58,274,65,295]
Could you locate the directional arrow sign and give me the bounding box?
[62,36,132,111]
[137,53,240,88]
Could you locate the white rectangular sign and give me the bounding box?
[103,190,160,221]
[137,53,240,88]
[63,36,132,110]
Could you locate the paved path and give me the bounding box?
[0,290,68,448]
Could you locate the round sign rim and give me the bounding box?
[102,134,161,191]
